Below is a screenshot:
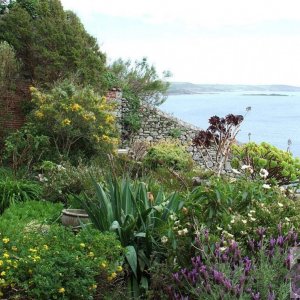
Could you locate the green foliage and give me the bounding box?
[28,80,118,160]
[144,140,193,171]
[3,123,50,173]
[37,160,105,203]
[0,201,123,299]
[0,41,20,90]
[0,178,42,213]
[0,200,63,234]
[108,57,171,106]
[231,142,300,184]
[79,177,184,295]
[0,0,107,91]
[169,128,182,139]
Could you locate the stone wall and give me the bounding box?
[114,95,225,170]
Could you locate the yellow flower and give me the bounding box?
[101,96,107,102]
[35,111,44,119]
[11,246,17,251]
[116,266,123,272]
[71,103,82,111]
[93,134,100,143]
[105,115,115,124]
[107,276,113,282]
[29,86,37,93]
[28,269,33,274]
[110,272,117,279]
[29,248,37,253]
[80,243,85,248]
[3,253,9,259]
[88,252,94,258]
[100,261,107,269]
[62,118,71,126]
[58,287,65,294]
[0,260,3,266]
[43,245,49,250]
[102,134,110,142]
[1,271,5,276]
[2,238,9,244]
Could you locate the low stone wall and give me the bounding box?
[115,97,225,169]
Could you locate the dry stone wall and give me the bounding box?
[114,96,230,170]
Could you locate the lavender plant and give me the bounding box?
[167,226,298,299]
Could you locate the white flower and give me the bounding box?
[278,202,284,207]
[279,186,286,193]
[154,205,163,212]
[220,247,227,252]
[174,220,180,225]
[250,217,256,221]
[217,226,223,231]
[57,164,66,171]
[37,174,48,182]
[241,165,251,170]
[177,230,183,236]
[259,168,269,179]
[231,168,241,174]
[230,219,235,224]
[248,213,252,217]
[242,220,247,224]
[161,236,168,244]
[285,217,290,222]
[182,228,188,234]
[262,184,271,189]
[250,210,256,214]
[169,214,177,221]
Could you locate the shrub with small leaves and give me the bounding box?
[231,142,300,184]
[144,140,193,171]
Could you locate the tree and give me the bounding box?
[0,0,107,92]
[107,57,171,106]
[0,41,20,90]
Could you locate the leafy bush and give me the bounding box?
[231,142,300,184]
[144,140,193,171]
[0,202,124,299]
[2,123,50,173]
[79,177,184,296]
[0,178,42,213]
[28,80,119,160]
[36,160,105,203]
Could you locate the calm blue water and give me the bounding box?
[160,92,300,157]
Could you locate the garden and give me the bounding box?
[1,1,300,299]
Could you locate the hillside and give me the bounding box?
[168,82,300,95]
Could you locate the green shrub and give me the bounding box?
[0,178,42,213]
[28,80,119,160]
[36,160,105,203]
[0,202,124,299]
[2,123,50,173]
[231,142,300,184]
[144,140,193,171]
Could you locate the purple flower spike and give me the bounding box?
[251,292,260,300]
[277,235,284,247]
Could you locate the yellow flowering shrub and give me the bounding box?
[29,81,119,159]
[0,201,124,299]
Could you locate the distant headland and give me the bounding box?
[168,82,300,95]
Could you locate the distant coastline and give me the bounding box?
[242,93,289,97]
[168,82,300,96]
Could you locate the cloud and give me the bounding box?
[61,0,300,29]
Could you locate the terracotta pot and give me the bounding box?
[61,209,90,228]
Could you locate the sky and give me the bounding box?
[60,0,300,86]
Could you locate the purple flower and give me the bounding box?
[251,292,260,300]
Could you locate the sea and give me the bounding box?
[160,92,300,158]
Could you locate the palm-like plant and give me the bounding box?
[79,177,183,297]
